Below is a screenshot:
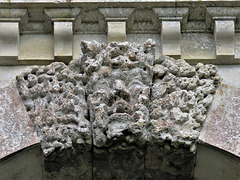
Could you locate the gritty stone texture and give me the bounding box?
[16,62,92,179]
[199,65,240,157]
[16,40,220,179]
[0,83,39,159]
[150,56,221,146]
[70,40,155,179]
[145,142,195,180]
[146,56,220,179]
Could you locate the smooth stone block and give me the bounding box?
[54,21,73,62]
[161,21,181,58]
[214,20,235,59]
[108,21,126,43]
[18,35,54,64]
[0,22,19,58]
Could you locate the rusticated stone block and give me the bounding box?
[16,40,220,179]
[146,56,220,179]
[145,142,195,180]
[69,40,155,179]
[16,62,92,179]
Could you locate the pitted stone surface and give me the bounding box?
[72,40,155,179]
[16,62,92,179]
[70,40,155,147]
[16,62,91,156]
[145,56,220,179]
[16,40,220,179]
[150,57,221,147]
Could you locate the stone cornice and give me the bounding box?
[99,8,134,20]
[206,7,240,30]
[153,8,189,24]
[0,8,27,19]
[44,8,81,20]
[1,2,240,65]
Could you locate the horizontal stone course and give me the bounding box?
[1,2,240,64]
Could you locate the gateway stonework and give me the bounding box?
[15,40,220,179]
[0,1,240,180]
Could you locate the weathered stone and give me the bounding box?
[16,40,220,179]
[145,142,195,180]
[199,84,240,157]
[147,54,220,179]
[16,62,92,179]
[0,83,39,159]
[70,40,155,179]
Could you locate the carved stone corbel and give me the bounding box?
[0,9,27,64]
[44,8,81,63]
[214,17,235,60]
[153,8,189,59]
[206,7,239,60]
[98,8,134,43]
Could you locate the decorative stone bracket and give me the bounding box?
[44,8,81,63]
[0,9,27,63]
[153,8,189,59]
[206,7,240,60]
[98,8,134,43]
[214,17,235,60]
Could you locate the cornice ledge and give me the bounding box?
[0,8,27,21]
[44,8,81,21]
[206,7,240,30]
[98,8,134,21]
[152,7,189,24]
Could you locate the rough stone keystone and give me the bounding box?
[16,40,220,179]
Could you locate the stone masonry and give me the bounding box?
[16,40,220,179]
